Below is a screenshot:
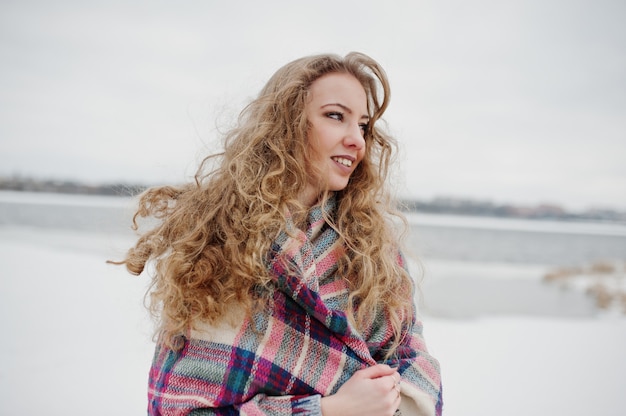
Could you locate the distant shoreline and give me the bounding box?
[1,176,624,224]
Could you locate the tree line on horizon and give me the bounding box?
[1,175,624,223]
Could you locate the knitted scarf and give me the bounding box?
[147,195,443,415]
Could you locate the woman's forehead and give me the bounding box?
[307,73,368,114]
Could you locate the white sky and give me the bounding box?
[1,0,625,211]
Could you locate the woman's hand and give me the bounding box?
[320,364,401,416]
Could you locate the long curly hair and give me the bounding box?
[117,52,415,355]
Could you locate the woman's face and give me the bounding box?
[301,72,369,206]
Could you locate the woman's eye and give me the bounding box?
[359,123,369,136]
[326,112,343,121]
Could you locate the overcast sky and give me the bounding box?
[1,0,624,210]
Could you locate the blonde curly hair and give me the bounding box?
[118,52,415,354]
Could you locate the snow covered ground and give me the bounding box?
[1,226,625,415]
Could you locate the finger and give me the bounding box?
[394,386,402,407]
[389,374,401,389]
[356,364,396,380]
[387,373,400,391]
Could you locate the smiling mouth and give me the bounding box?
[332,157,353,167]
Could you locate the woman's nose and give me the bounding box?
[344,123,365,149]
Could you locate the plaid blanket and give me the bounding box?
[148,196,443,415]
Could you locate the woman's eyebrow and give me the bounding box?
[321,103,369,119]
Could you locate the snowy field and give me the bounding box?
[1,196,625,414]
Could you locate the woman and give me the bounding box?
[119,52,443,415]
